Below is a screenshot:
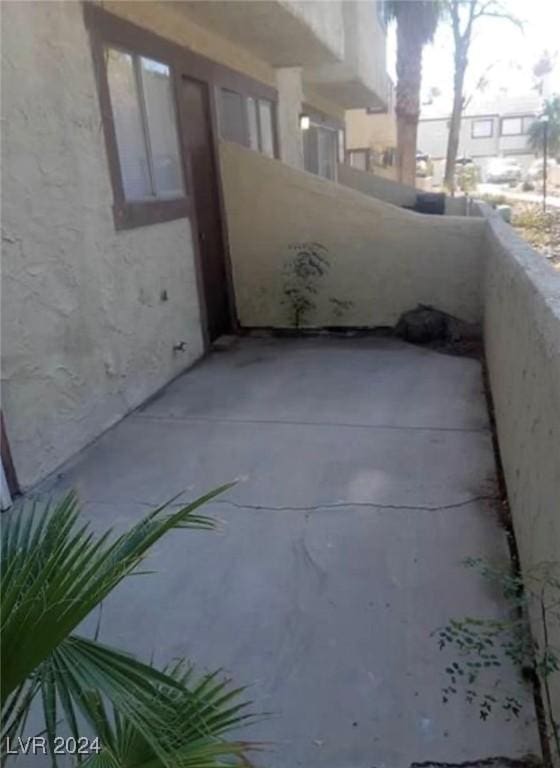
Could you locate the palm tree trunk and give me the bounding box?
[396,117,418,186]
[395,19,423,187]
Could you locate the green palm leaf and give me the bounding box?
[1,487,230,699]
[1,485,253,767]
[78,662,260,768]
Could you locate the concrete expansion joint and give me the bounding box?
[135,412,490,435]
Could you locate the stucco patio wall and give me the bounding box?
[482,205,560,727]
[337,162,418,208]
[220,141,485,328]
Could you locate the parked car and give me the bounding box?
[486,157,522,184]
[526,157,558,182]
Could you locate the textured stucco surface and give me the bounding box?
[175,0,344,71]
[219,141,485,328]
[482,206,560,724]
[346,107,396,151]
[1,1,204,488]
[101,0,277,87]
[305,0,388,109]
[338,162,417,208]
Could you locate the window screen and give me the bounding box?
[246,97,259,151]
[139,57,183,197]
[107,49,152,200]
[304,125,338,180]
[258,99,275,158]
[220,89,246,146]
[501,117,523,136]
[105,48,184,201]
[349,150,368,171]
[317,128,337,181]
[471,119,493,138]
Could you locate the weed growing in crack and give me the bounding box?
[434,558,560,764]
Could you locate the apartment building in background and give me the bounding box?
[344,80,397,180]
[418,94,543,182]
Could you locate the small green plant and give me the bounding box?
[434,558,560,763]
[329,297,354,322]
[281,243,354,328]
[1,488,257,767]
[282,242,329,328]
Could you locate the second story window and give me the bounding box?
[106,49,184,201]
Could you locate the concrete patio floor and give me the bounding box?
[33,336,540,767]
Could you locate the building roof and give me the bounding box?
[420,92,543,121]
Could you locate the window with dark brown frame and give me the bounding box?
[86,4,279,230]
[87,11,190,229]
[500,115,534,137]
[219,88,277,158]
[302,108,344,181]
[106,48,185,202]
[471,118,494,139]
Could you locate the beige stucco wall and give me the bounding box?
[337,163,417,208]
[276,67,305,169]
[101,0,277,87]
[483,208,560,726]
[346,108,396,151]
[284,0,345,63]
[305,1,388,110]
[1,1,204,488]
[219,141,485,329]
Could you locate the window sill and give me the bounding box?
[113,197,190,230]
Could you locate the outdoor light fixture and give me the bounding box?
[299,113,310,131]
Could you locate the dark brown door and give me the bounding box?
[181,77,230,341]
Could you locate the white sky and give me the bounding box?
[386,0,560,114]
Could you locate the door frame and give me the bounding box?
[1,411,20,502]
[176,74,232,346]
[84,3,278,349]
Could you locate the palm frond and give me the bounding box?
[1,485,232,700]
[1,485,237,766]
[78,662,260,768]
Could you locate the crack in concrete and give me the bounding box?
[34,493,498,514]
[213,495,500,513]
[410,758,539,768]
